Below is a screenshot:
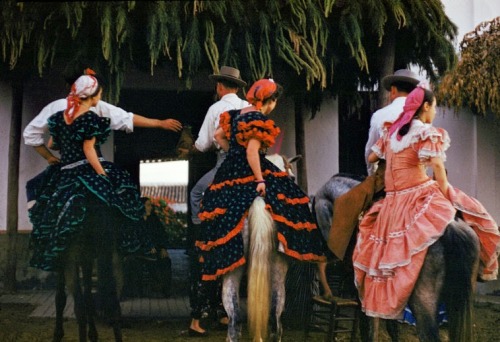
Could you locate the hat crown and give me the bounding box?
[218,66,240,79]
[209,65,246,87]
[381,68,420,91]
[393,69,418,79]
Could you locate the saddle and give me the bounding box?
[328,161,386,260]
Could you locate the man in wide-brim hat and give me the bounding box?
[364,69,420,176]
[208,66,247,88]
[186,66,249,336]
[381,69,420,91]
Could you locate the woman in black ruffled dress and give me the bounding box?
[28,70,144,272]
[195,78,327,280]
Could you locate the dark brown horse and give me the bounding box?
[52,198,125,342]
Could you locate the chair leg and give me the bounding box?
[351,306,360,342]
[327,301,338,342]
[303,301,314,342]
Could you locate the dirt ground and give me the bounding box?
[0,302,499,342]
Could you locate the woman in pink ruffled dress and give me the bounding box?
[354,86,500,320]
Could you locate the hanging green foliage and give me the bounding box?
[1,0,458,110]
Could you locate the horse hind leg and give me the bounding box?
[269,254,288,342]
[441,220,480,342]
[96,250,123,342]
[89,204,123,342]
[385,320,400,342]
[222,267,244,342]
[408,240,445,342]
[52,271,67,342]
[81,258,98,342]
[66,262,88,342]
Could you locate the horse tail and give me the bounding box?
[247,196,274,341]
[441,219,480,342]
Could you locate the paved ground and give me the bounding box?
[1,248,499,321]
[0,290,192,319]
[0,249,193,319]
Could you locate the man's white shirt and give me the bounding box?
[194,93,249,152]
[364,96,406,175]
[23,99,134,146]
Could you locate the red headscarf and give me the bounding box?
[64,68,98,123]
[246,78,278,110]
[388,86,425,140]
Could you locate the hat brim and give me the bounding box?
[209,74,247,87]
[382,75,419,91]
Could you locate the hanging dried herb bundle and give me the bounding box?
[437,16,500,116]
[1,0,457,107]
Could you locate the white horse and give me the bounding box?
[222,154,298,342]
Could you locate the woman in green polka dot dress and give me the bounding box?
[28,69,144,272]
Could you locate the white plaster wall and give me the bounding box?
[0,82,12,231]
[433,1,500,223]
[18,73,65,231]
[476,113,500,221]
[304,97,339,196]
[264,96,339,197]
[437,0,500,294]
[433,109,476,196]
[441,0,498,47]
[265,98,296,159]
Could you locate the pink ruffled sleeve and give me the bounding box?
[371,123,390,159]
[371,136,386,159]
[416,126,450,161]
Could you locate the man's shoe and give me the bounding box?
[188,328,208,337]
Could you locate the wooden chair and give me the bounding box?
[303,260,360,341]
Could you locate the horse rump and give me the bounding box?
[441,219,480,342]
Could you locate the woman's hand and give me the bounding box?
[160,248,169,259]
[256,182,266,197]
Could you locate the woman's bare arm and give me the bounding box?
[430,156,449,198]
[247,139,266,196]
[367,151,379,163]
[214,126,229,152]
[83,137,106,175]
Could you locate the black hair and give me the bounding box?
[64,64,106,89]
[218,79,240,90]
[392,80,417,94]
[398,88,435,137]
[262,83,284,104]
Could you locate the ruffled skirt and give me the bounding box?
[448,186,500,281]
[353,180,456,319]
[196,155,327,280]
[29,162,144,271]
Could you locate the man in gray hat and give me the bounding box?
[186,65,249,336]
[364,69,420,175]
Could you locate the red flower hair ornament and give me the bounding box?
[246,78,278,110]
